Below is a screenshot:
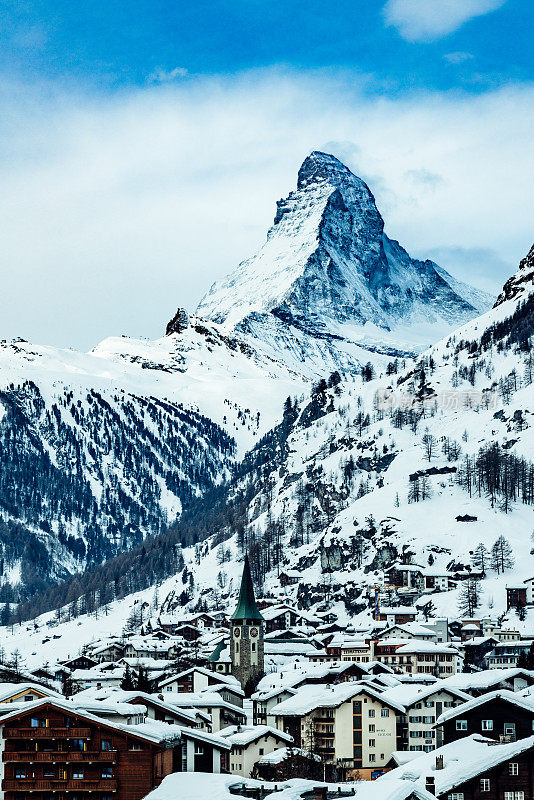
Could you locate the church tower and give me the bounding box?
[230,555,264,691]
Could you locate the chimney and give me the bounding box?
[435,755,444,770]
[425,776,436,796]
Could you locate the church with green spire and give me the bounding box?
[230,555,264,691]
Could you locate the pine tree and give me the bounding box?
[457,578,482,617]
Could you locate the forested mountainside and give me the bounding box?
[12,243,534,631]
[198,151,492,372]
[0,379,234,601]
[0,313,304,600]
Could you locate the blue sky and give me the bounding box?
[0,0,533,347]
[1,0,529,91]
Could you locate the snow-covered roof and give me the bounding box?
[159,666,240,689]
[436,689,534,725]
[395,641,459,654]
[0,682,62,702]
[71,687,200,725]
[71,667,125,679]
[252,660,372,701]
[380,734,534,795]
[257,746,320,765]
[438,667,534,692]
[271,681,406,717]
[163,691,247,716]
[380,682,470,709]
[382,623,436,637]
[260,605,320,623]
[218,724,293,747]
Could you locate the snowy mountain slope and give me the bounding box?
[4,244,532,660]
[0,319,307,598]
[198,152,493,369]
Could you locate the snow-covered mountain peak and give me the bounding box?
[197,151,493,369]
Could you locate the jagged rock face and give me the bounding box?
[198,151,493,366]
[166,308,189,336]
[495,243,534,307]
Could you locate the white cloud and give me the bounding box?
[383,0,506,42]
[444,51,475,64]
[0,70,532,348]
[148,66,188,83]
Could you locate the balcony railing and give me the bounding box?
[3,751,117,762]
[3,778,117,791]
[4,728,92,739]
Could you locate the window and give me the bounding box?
[71,739,85,751]
[368,709,375,717]
[480,779,490,792]
[369,725,375,732]
[482,720,493,731]
[72,769,84,780]
[259,748,264,756]
[369,739,375,747]
[194,745,204,755]
[456,720,467,731]
[369,754,375,762]
[448,794,464,800]
[423,717,434,724]
[43,768,54,778]
[509,763,519,776]
[101,767,113,779]
[504,794,524,800]
[15,768,26,779]
[101,739,112,751]
[30,718,39,727]
[381,709,389,717]
[23,695,34,702]
[128,742,142,751]
[425,701,434,707]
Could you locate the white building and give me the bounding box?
[218,724,293,776]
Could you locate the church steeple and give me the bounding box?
[231,555,263,621]
[230,556,264,692]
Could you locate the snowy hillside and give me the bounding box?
[166,242,534,627]
[10,242,532,651]
[198,151,493,371]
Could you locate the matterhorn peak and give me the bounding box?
[197,151,493,373]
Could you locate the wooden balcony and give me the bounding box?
[4,727,91,739]
[3,750,117,762]
[3,778,117,791]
